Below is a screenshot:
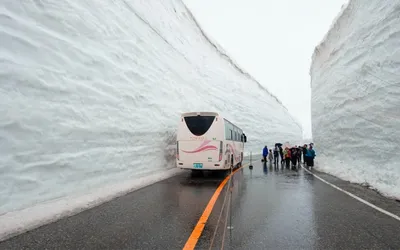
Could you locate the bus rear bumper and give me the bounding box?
[176,162,228,170]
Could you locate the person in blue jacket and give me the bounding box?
[305,144,316,168]
[262,146,269,162]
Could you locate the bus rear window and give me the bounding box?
[184,116,215,136]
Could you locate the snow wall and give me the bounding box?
[0,0,302,219]
[310,0,400,199]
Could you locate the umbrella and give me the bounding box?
[275,143,283,147]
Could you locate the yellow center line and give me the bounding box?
[182,163,248,250]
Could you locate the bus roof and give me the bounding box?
[181,111,219,117]
[179,112,244,133]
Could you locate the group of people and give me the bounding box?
[262,143,316,170]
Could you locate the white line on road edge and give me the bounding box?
[302,166,400,223]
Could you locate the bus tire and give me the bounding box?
[223,169,230,176]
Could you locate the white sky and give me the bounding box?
[184,0,347,138]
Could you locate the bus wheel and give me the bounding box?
[219,169,229,177]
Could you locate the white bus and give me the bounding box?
[176,112,247,171]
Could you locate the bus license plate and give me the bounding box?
[193,163,203,169]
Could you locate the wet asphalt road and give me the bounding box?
[0,170,226,250]
[197,161,400,250]
[1,159,400,249]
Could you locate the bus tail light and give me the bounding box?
[219,141,223,161]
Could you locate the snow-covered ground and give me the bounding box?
[0,0,302,236]
[310,0,400,199]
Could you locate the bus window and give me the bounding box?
[184,116,215,136]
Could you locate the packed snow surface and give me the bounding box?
[311,0,400,199]
[0,0,302,223]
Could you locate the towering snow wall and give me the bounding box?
[0,0,302,214]
[310,0,400,199]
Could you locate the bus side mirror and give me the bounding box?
[244,135,247,143]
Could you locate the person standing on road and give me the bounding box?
[283,147,291,168]
[279,146,284,165]
[268,149,273,163]
[273,146,279,166]
[291,146,298,169]
[262,146,269,162]
[302,144,308,164]
[305,145,316,169]
[297,146,302,165]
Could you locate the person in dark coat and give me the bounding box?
[273,146,280,166]
[290,146,297,169]
[302,144,308,164]
[297,146,302,165]
[279,146,284,164]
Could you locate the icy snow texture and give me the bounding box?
[0,168,182,241]
[310,0,400,199]
[0,0,302,215]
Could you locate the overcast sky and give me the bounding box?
[184,0,347,138]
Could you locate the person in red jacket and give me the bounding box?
[291,146,298,169]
